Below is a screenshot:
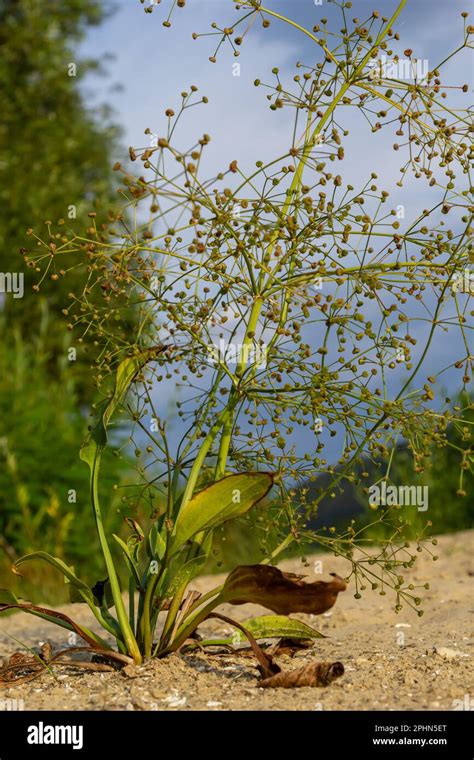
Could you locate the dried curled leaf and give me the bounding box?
[259,661,344,689]
[0,644,120,688]
[222,565,346,615]
[268,638,315,657]
[0,602,131,664]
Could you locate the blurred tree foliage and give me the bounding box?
[0,0,123,360]
[0,314,129,585]
[0,0,135,585]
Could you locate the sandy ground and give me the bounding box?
[0,531,472,711]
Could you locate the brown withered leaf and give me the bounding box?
[40,642,53,664]
[0,644,117,688]
[268,637,315,657]
[259,661,344,689]
[222,565,346,615]
[0,601,132,666]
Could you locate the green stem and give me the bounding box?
[179,412,228,511]
[157,578,190,654]
[90,450,142,663]
[214,296,264,479]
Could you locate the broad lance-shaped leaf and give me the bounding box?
[203,615,324,645]
[81,353,148,465]
[81,347,168,466]
[221,565,346,615]
[171,472,274,551]
[13,552,93,603]
[235,615,325,641]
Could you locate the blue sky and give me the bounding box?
[81,0,470,172]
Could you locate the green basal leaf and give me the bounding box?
[227,615,325,643]
[171,472,273,552]
[14,551,93,601]
[196,615,324,647]
[80,354,146,467]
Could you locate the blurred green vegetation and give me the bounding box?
[353,398,473,541]
[0,0,137,392]
[0,0,119,339]
[0,316,131,601]
[0,0,135,598]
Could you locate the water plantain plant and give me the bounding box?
[1,0,472,670]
